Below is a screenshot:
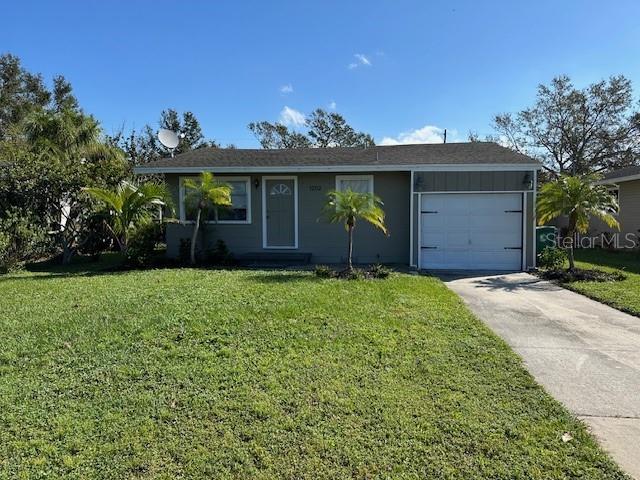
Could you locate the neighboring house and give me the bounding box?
[592,166,640,242]
[134,142,540,271]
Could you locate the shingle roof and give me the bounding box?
[134,142,539,172]
[601,165,640,182]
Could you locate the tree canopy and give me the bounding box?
[494,75,640,176]
[111,109,219,165]
[0,53,127,264]
[249,108,375,149]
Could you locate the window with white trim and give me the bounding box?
[181,177,251,223]
[335,175,374,194]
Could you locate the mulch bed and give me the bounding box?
[537,268,625,283]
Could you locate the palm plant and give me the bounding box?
[537,174,619,270]
[322,189,388,271]
[182,172,232,265]
[25,108,127,263]
[84,181,171,254]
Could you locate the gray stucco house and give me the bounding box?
[134,142,540,271]
[591,166,640,242]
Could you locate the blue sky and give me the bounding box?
[2,0,639,147]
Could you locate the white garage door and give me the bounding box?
[420,193,523,270]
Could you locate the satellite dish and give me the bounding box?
[158,128,180,156]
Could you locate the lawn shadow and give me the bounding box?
[247,271,317,284]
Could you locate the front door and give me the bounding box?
[264,177,297,248]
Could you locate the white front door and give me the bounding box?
[419,193,523,270]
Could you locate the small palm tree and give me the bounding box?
[85,181,171,254]
[183,172,232,265]
[322,189,388,271]
[537,174,619,270]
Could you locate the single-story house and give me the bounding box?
[134,142,540,271]
[592,166,640,241]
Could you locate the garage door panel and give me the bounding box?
[472,250,521,269]
[445,233,470,248]
[422,232,445,248]
[420,193,523,271]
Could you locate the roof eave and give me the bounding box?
[133,163,542,174]
[594,174,640,185]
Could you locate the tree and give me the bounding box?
[0,53,50,141]
[248,108,375,149]
[182,172,232,265]
[537,174,619,270]
[22,108,127,263]
[306,109,375,148]
[113,109,218,165]
[0,54,128,265]
[494,75,640,176]
[322,190,388,271]
[84,181,171,254]
[247,121,311,149]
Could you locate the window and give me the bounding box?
[180,176,251,224]
[335,175,374,194]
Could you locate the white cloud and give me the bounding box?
[328,100,337,110]
[379,125,460,145]
[348,53,372,69]
[280,84,293,94]
[279,106,306,127]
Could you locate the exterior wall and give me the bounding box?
[586,180,640,246]
[413,170,533,192]
[164,169,536,268]
[165,172,410,264]
[616,180,640,238]
[411,170,536,269]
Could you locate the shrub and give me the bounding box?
[369,263,391,279]
[125,222,163,267]
[0,210,51,273]
[314,264,335,278]
[538,246,567,270]
[79,212,114,259]
[341,268,366,280]
[206,240,233,266]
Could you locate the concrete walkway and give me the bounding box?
[443,272,640,479]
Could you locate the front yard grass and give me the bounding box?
[572,249,640,316]
[0,262,627,479]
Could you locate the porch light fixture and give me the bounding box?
[523,172,533,190]
[254,179,260,189]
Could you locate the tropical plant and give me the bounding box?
[538,246,567,270]
[322,189,388,271]
[537,174,619,270]
[84,181,171,254]
[182,172,232,265]
[0,54,128,264]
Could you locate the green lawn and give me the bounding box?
[573,249,640,316]
[0,262,626,479]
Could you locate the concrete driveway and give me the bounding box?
[443,272,640,478]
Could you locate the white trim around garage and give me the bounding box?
[417,191,528,271]
[261,175,299,250]
[409,170,415,267]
